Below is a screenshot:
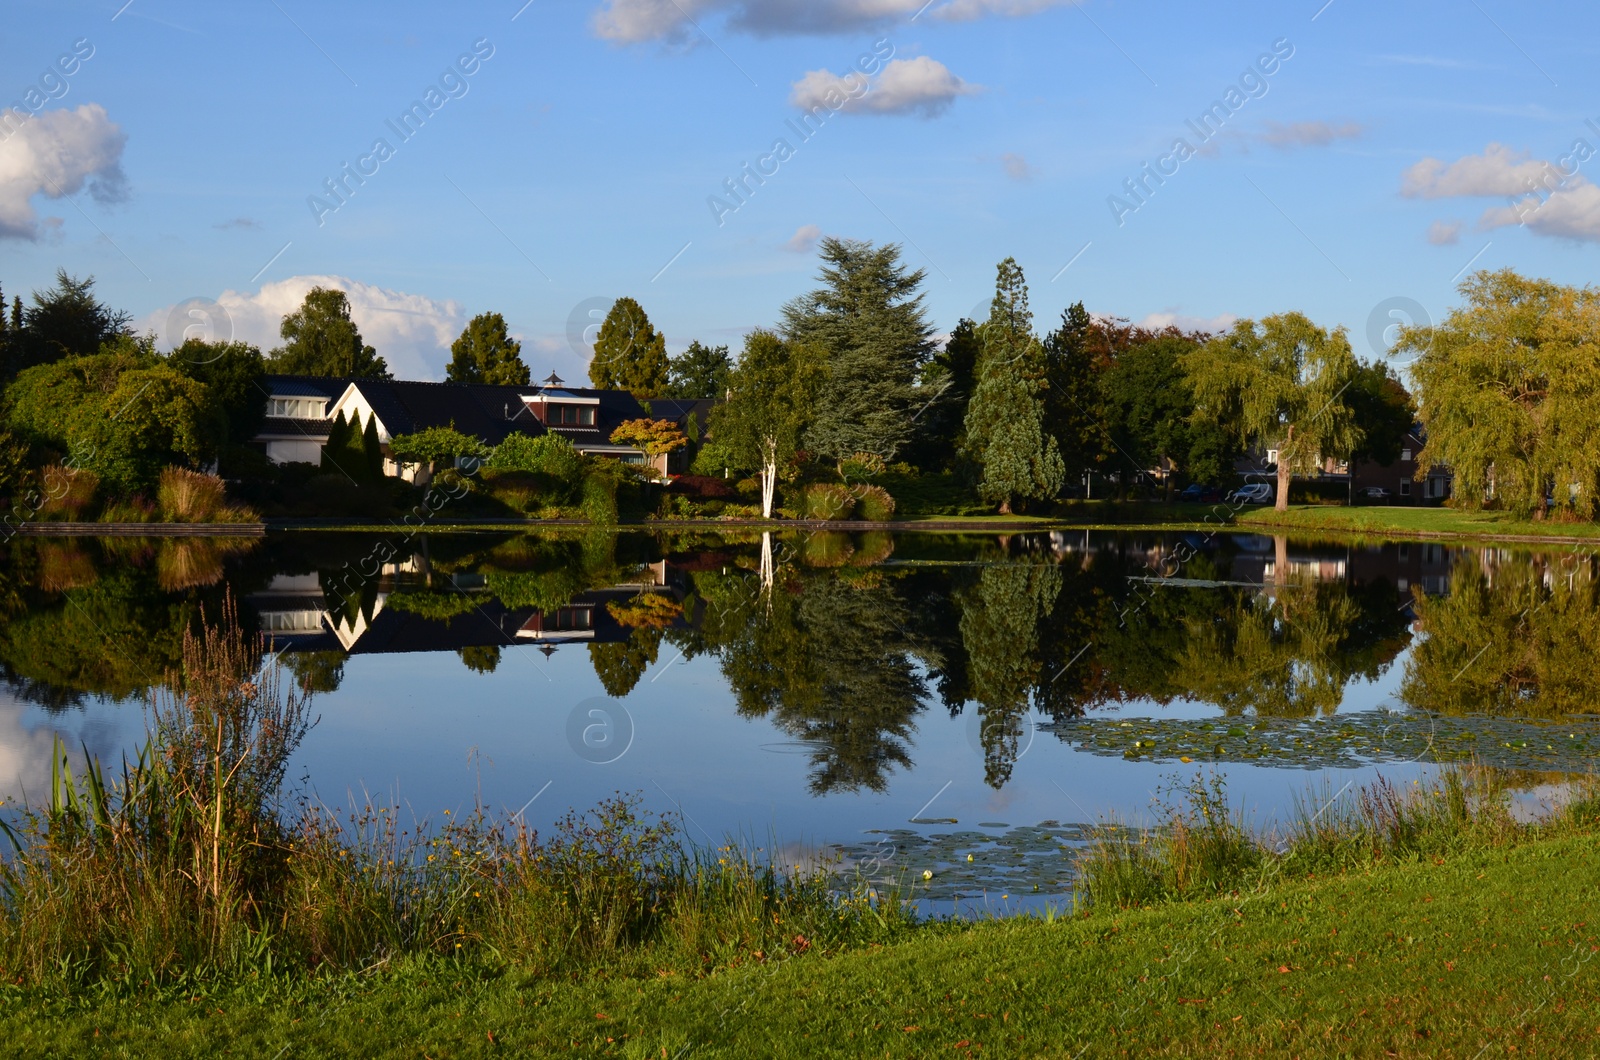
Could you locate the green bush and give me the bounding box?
[801,483,855,521]
[852,484,896,521]
[581,472,619,525]
[839,451,887,481]
[489,434,584,482]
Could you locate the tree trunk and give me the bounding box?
[1276,425,1294,512]
[998,498,1013,515]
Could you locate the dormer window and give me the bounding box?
[549,405,595,426]
[269,398,327,419]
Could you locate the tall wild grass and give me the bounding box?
[1076,766,1589,912]
[0,600,912,987]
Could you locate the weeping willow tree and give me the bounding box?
[1402,553,1600,715]
[1400,269,1600,517]
[1181,313,1362,512]
[1168,576,1362,718]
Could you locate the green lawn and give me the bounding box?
[1231,503,1600,543]
[7,830,1597,1057]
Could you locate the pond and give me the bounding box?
[2,527,1596,911]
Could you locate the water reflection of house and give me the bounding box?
[246,563,684,658]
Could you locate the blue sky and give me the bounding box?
[3,0,1596,380]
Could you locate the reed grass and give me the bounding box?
[0,599,913,989]
[1076,765,1588,912]
[156,468,258,523]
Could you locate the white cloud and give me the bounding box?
[0,104,128,240]
[784,223,822,252]
[1400,142,1600,243]
[592,0,1074,41]
[1427,219,1463,245]
[140,275,465,381]
[1135,310,1237,335]
[791,56,979,118]
[1479,184,1600,242]
[1258,120,1363,149]
[1401,142,1557,199]
[1000,152,1032,180]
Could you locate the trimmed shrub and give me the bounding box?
[489,434,584,482]
[852,484,896,521]
[802,483,855,521]
[668,474,735,500]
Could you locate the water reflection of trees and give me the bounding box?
[0,538,257,706]
[1403,553,1600,715]
[669,535,1418,792]
[676,565,925,796]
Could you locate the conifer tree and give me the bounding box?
[781,237,935,464]
[322,411,350,474]
[961,258,1064,514]
[362,414,385,479]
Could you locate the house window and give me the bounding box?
[1401,448,1413,462]
[1399,481,1412,497]
[549,405,595,426]
[269,398,325,419]
[1266,449,1279,465]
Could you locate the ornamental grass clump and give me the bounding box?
[802,483,854,521]
[156,467,258,523]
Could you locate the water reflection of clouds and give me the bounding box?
[0,687,144,803]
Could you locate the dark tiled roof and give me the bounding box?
[259,375,353,399]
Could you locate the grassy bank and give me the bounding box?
[1232,503,1600,543]
[5,789,1598,1056]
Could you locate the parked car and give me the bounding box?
[1359,486,1392,502]
[1177,484,1225,503]
[1228,483,1274,504]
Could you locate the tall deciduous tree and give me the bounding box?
[166,339,267,447]
[447,312,528,385]
[1181,312,1363,512]
[1345,360,1415,491]
[665,340,732,398]
[711,330,825,518]
[961,258,1064,514]
[5,339,224,491]
[589,297,669,397]
[782,237,935,464]
[1400,269,1600,516]
[269,287,391,379]
[1100,334,1240,493]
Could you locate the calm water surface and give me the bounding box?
[2,528,1594,907]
